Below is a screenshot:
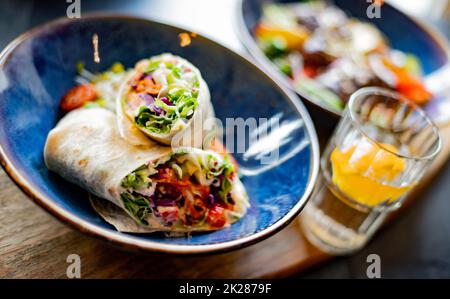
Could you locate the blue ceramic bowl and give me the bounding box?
[0,15,319,254]
[237,0,450,119]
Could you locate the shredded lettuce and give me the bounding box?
[217,155,234,204]
[295,77,344,111]
[130,57,200,135]
[140,60,161,73]
[83,98,106,109]
[121,165,150,189]
[259,37,288,60]
[135,106,174,134]
[273,56,292,76]
[120,192,150,225]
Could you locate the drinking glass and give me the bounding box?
[301,87,442,255]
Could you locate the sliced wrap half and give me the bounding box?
[117,53,214,147]
[44,108,248,233]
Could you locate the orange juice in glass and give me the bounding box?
[302,88,441,255]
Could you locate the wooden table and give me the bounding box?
[1,123,448,278]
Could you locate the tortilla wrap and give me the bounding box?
[117,53,215,148]
[44,108,248,233]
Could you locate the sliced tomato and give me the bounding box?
[206,205,227,228]
[303,66,318,78]
[396,76,432,105]
[60,84,97,111]
[382,58,432,105]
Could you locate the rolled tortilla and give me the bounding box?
[44,108,248,233]
[117,53,214,147]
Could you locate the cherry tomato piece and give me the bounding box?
[60,84,97,111]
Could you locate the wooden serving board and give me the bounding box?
[0,123,449,278]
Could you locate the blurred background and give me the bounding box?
[0,0,449,278]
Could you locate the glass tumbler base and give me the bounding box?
[300,205,375,255]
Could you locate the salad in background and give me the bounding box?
[254,1,432,112]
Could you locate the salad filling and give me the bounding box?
[255,2,432,109]
[123,54,201,136]
[60,62,129,112]
[119,149,247,229]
